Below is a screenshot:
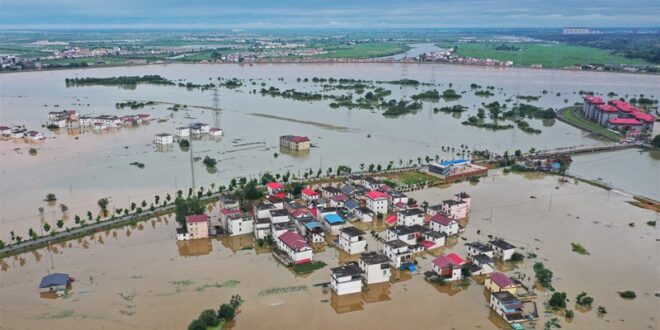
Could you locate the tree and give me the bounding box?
[198,309,220,327]
[56,219,64,229]
[0,240,5,249]
[653,134,660,148]
[230,294,243,309]
[59,204,68,213]
[74,215,81,224]
[565,310,574,319]
[514,149,522,157]
[576,292,593,307]
[549,292,567,309]
[597,306,607,314]
[477,108,486,120]
[28,228,37,240]
[243,180,264,200]
[38,207,45,215]
[98,198,109,214]
[174,197,205,226]
[154,195,160,205]
[87,211,93,220]
[218,303,235,320]
[45,193,57,202]
[188,319,206,330]
[43,223,51,232]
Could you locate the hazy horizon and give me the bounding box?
[1,0,659,30]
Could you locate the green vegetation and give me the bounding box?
[571,242,590,255]
[565,310,574,319]
[203,156,218,168]
[597,306,607,314]
[462,118,514,131]
[130,162,145,169]
[411,89,440,101]
[174,197,205,226]
[383,79,420,86]
[392,171,441,186]
[291,261,327,275]
[548,292,567,309]
[441,89,461,100]
[382,100,422,117]
[450,42,649,68]
[576,292,594,307]
[188,295,243,330]
[560,106,622,141]
[533,262,553,289]
[647,220,657,227]
[314,42,409,59]
[618,291,636,299]
[116,100,155,109]
[434,105,467,114]
[652,135,660,148]
[65,75,174,87]
[510,252,525,262]
[28,148,38,156]
[44,193,57,202]
[474,90,494,97]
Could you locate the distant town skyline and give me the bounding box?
[1,0,659,30]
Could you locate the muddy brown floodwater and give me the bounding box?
[1,171,657,329]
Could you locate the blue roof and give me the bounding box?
[438,159,469,167]
[344,200,358,210]
[324,214,344,224]
[304,222,323,230]
[39,273,69,288]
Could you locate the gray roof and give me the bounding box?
[489,239,516,250]
[341,226,366,237]
[360,252,391,265]
[344,200,359,210]
[39,273,70,288]
[385,239,409,249]
[399,208,424,216]
[331,262,363,277]
[467,242,493,252]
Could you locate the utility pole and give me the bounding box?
[189,124,196,193]
[213,87,221,128]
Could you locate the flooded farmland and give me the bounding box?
[1,63,659,241]
[0,172,656,329]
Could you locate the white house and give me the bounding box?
[430,213,460,236]
[10,129,26,138]
[365,191,388,215]
[466,241,495,259]
[154,133,174,145]
[297,217,325,244]
[431,253,466,281]
[488,239,517,261]
[176,126,190,138]
[0,126,11,136]
[176,227,191,241]
[337,226,367,255]
[383,240,415,268]
[388,191,408,211]
[254,203,277,219]
[277,231,313,264]
[422,231,446,249]
[301,188,319,201]
[322,213,345,235]
[469,254,495,275]
[359,252,391,284]
[396,208,425,226]
[489,291,526,323]
[269,209,290,224]
[441,199,469,219]
[330,262,364,295]
[190,122,210,134]
[266,182,284,195]
[227,213,254,236]
[25,131,44,141]
[209,127,223,136]
[254,217,272,240]
[385,225,424,245]
[353,207,374,222]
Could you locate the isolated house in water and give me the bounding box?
[38,273,72,294]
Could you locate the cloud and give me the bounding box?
[0,0,658,29]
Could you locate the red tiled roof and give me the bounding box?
[394,202,406,208]
[291,209,310,218]
[220,208,240,215]
[366,191,388,200]
[632,111,654,122]
[430,213,453,226]
[290,136,309,143]
[490,272,514,288]
[279,231,310,250]
[385,214,397,225]
[432,255,452,269]
[608,118,642,125]
[267,182,284,190]
[310,207,318,217]
[302,188,318,196]
[185,214,208,223]
[447,253,466,265]
[421,240,436,249]
[272,192,287,199]
[583,96,604,105]
[596,104,618,113]
[332,194,348,202]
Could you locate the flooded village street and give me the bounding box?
[0,172,657,329]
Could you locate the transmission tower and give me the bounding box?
[213,87,221,128]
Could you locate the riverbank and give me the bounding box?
[1,171,656,330]
[556,106,623,141]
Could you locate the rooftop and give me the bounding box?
[399,208,424,216]
[185,214,208,224]
[489,272,515,288]
[301,188,318,196]
[360,251,391,265]
[467,241,494,252]
[430,213,454,226]
[341,226,366,237]
[39,273,70,288]
[331,262,363,278]
[492,291,520,304]
[278,231,310,250]
[324,213,344,224]
[366,191,388,200]
[385,239,410,249]
[489,239,516,250]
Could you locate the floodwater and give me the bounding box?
[1,63,659,240]
[1,172,656,329]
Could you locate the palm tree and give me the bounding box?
[98,198,109,215]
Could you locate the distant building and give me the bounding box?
[562,27,597,35]
[428,159,488,181]
[280,135,310,150]
[154,133,174,145]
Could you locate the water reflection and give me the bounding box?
[362,282,391,303]
[177,238,213,257]
[330,292,364,314]
[279,146,311,160]
[219,234,254,253]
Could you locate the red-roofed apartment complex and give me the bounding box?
[280,135,311,151]
[582,96,656,134]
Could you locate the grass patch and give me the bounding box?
[258,285,309,297]
[291,261,327,275]
[391,171,441,186]
[448,42,649,68]
[571,242,590,255]
[560,106,622,141]
[194,280,240,292]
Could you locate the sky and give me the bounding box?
[1,0,659,30]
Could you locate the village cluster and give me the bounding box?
[154,123,223,145]
[175,172,536,326]
[47,110,152,130]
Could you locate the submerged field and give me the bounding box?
[444,42,650,68]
